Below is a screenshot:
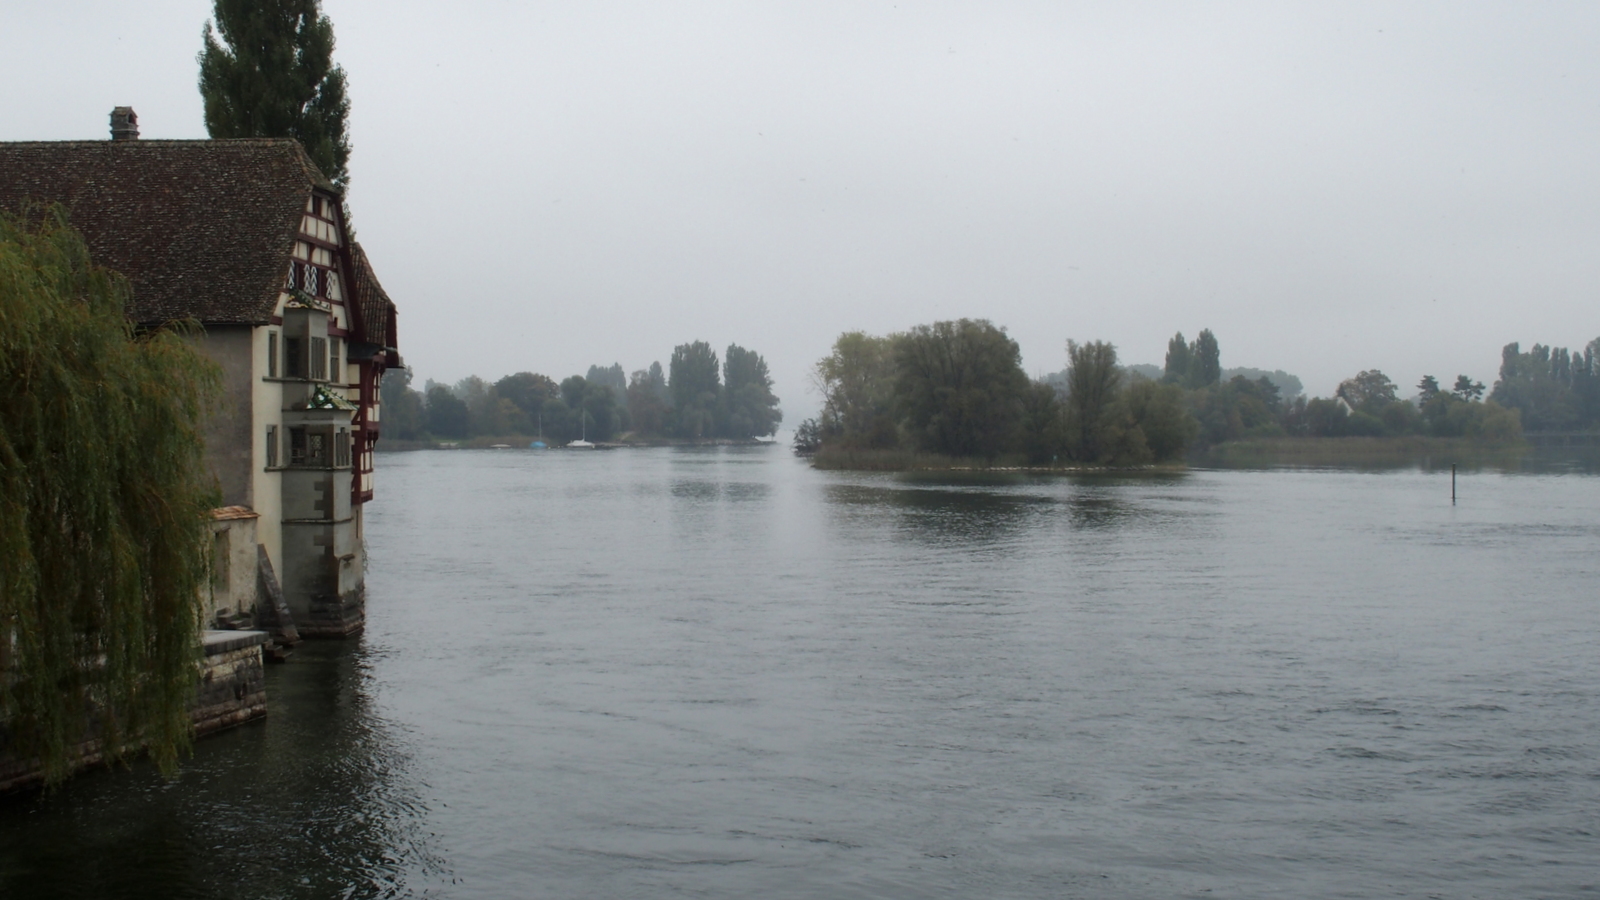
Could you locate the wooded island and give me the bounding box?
[795,320,1590,469]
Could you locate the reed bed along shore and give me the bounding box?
[1195,436,1529,470]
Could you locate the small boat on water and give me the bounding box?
[565,402,596,448]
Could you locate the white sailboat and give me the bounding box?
[567,403,595,448]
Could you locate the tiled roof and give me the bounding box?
[349,242,396,349]
[0,139,331,326]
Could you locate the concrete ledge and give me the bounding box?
[202,629,270,655]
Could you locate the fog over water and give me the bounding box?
[4,448,1599,898]
[6,3,1600,409]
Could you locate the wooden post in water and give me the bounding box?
[1451,464,1456,504]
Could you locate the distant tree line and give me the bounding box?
[1487,339,1600,432]
[797,321,1544,465]
[380,341,780,444]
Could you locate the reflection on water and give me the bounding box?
[5,447,1600,898]
[828,471,1189,543]
[0,643,445,899]
[826,482,1041,545]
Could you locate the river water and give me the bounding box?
[3,447,1599,898]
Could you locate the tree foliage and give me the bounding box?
[1452,374,1485,402]
[1222,367,1301,399]
[1063,340,1122,462]
[1191,329,1221,388]
[811,326,1199,465]
[1121,380,1199,461]
[792,418,823,455]
[378,367,424,440]
[626,365,670,438]
[424,384,469,438]
[669,341,721,439]
[815,331,901,449]
[198,0,352,189]
[1490,340,1600,432]
[1162,329,1221,388]
[494,371,560,430]
[585,363,627,399]
[0,208,221,783]
[1336,370,1398,413]
[722,344,782,439]
[1162,332,1192,385]
[1191,375,1285,445]
[555,375,623,442]
[894,319,1029,459]
[379,344,778,444]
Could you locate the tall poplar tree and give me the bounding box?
[1162,332,1192,385]
[1192,329,1222,387]
[198,0,352,190]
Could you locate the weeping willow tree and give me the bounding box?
[0,207,221,784]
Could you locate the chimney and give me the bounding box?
[110,107,139,141]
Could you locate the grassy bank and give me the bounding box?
[808,447,993,471]
[1195,436,1529,469]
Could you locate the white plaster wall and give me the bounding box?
[250,318,286,574]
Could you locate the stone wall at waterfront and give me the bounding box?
[0,630,269,795]
[192,631,269,736]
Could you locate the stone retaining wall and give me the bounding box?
[0,630,268,796]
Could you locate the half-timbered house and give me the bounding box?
[0,108,401,637]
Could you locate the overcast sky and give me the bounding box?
[6,1,1599,415]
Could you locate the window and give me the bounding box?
[267,331,278,378]
[285,337,304,378]
[266,425,279,468]
[336,428,351,467]
[290,427,330,467]
[310,337,327,381]
[329,338,341,384]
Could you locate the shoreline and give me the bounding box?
[804,436,1543,473]
[377,436,779,452]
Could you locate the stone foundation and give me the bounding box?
[193,631,269,735]
[297,586,365,638]
[0,630,269,796]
